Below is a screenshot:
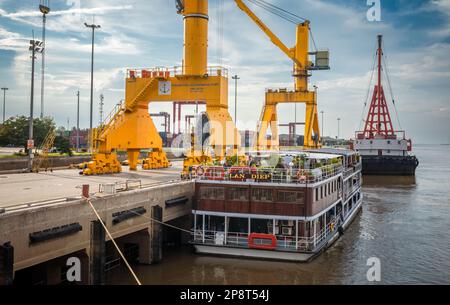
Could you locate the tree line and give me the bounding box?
[0,116,72,155]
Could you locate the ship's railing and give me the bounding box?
[192,164,343,185]
[193,220,340,252]
[127,66,229,79]
[344,162,362,177]
[344,182,361,201]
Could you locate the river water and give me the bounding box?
[107,145,450,285]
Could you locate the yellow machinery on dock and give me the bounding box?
[234,0,330,150]
[33,128,56,173]
[84,0,241,175]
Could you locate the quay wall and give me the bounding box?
[0,181,194,284]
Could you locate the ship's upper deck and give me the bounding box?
[190,150,361,186]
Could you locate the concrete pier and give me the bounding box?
[0,164,194,284]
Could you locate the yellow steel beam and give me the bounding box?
[234,0,301,67]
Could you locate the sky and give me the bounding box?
[0,0,449,144]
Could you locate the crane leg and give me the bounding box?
[127,149,140,171]
[303,101,321,149]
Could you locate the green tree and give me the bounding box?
[0,116,56,147]
[54,135,73,156]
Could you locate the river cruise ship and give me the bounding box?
[189,148,363,262]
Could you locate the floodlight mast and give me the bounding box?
[29,39,44,172]
[84,22,101,152]
[39,0,50,119]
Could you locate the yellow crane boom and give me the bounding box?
[235,0,301,67]
[234,0,329,149]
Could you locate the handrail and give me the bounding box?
[1,179,185,213]
[127,66,229,78]
[97,103,125,137]
[193,217,341,252]
[192,164,345,185]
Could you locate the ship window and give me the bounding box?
[328,183,331,195]
[278,191,304,203]
[387,150,391,153]
[200,187,225,200]
[251,188,273,202]
[251,218,271,234]
[315,188,319,201]
[228,187,249,201]
[205,215,225,232]
[228,217,248,234]
[387,141,391,144]
[320,186,323,199]
[398,141,401,145]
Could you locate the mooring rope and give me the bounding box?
[85,197,142,286]
[127,208,217,242]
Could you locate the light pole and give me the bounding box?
[232,75,240,123]
[1,87,8,123]
[39,1,50,119]
[84,22,101,152]
[76,91,80,152]
[29,38,44,172]
[320,110,324,138]
[99,94,104,125]
[337,118,341,140]
[232,75,240,165]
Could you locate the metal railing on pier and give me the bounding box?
[1,179,183,213]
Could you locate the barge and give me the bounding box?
[189,148,362,262]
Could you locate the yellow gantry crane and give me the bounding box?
[234,0,330,149]
[84,0,241,175]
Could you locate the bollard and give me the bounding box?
[82,184,90,198]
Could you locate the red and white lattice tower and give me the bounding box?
[361,35,396,139]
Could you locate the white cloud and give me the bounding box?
[1,5,132,18]
[0,27,26,51]
[0,0,449,143]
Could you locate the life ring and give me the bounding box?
[205,167,225,181]
[296,170,307,182]
[248,233,277,251]
[196,166,205,177]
